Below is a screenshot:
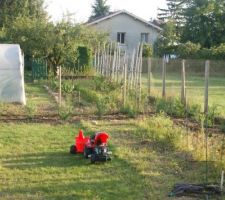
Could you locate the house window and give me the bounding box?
[117,32,125,44]
[141,33,149,43]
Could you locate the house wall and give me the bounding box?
[89,13,159,54]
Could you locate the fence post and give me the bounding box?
[162,57,166,98]
[204,60,210,114]
[58,66,62,106]
[147,57,151,97]
[181,59,186,105]
[123,62,127,107]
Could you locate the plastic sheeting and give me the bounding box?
[0,44,26,105]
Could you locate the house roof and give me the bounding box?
[87,10,162,32]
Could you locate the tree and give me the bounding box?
[154,20,179,56]
[0,0,47,28]
[181,0,225,48]
[158,0,185,33]
[89,0,110,20]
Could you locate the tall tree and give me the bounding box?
[89,0,110,20]
[181,0,225,48]
[158,0,185,26]
[0,0,47,27]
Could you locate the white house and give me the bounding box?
[87,10,162,54]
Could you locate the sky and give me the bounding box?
[44,0,167,23]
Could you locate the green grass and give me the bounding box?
[0,83,57,116]
[0,77,224,199]
[0,117,224,200]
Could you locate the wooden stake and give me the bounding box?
[147,57,151,97]
[116,45,121,83]
[130,49,135,89]
[108,42,112,79]
[162,57,166,98]
[97,43,100,73]
[123,57,127,107]
[181,59,186,105]
[59,66,62,106]
[204,60,210,114]
[112,43,117,81]
[221,171,224,192]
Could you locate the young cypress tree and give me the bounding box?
[89,0,110,21]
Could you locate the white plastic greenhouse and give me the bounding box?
[0,44,26,105]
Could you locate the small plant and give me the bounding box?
[155,98,185,117]
[49,79,59,91]
[62,81,74,94]
[25,102,37,119]
[58,105,73,120]
[95,96,109,118]
[120,104,137,118]
[206,104,220,127]
[187,103,201,120]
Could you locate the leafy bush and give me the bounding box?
[177,41,201,58]
[142,44,153,58]
[120,104,138,118]
[94,76,120,92]
[212,43,225,59]
[75,46,92,69]
[155,98,185,117]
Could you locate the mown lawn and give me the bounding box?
[0,118,223,200]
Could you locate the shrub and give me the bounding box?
[155,98,185,117]
[142,44,153,58]
[120,104,138,118]
[177,41,201,59]
[212,43,225,59]
[75,46,92,70]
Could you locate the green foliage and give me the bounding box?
[212,43,225,59]
[49,79,59,91]
[205,104,220,128]
[177,42,225,60]
[90,0,110,20]
[177,41,201,58]
[94,76,120,92]
[120,104,138,118]
[95,96,110,118]
[58,105,73,120]
[62,81,75,94]
[154,20,179,56]
[157,0,225,58]
[0,0,47,28]
[181,0,225,48]
[186,104,201,120]
[136,113,181,151]
[76,46,92,69]
[142,44,153,58]
[25,102,37,119]
[0,4,108,73]
[155,98,185,117]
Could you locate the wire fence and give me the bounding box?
[94,44,225,118]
